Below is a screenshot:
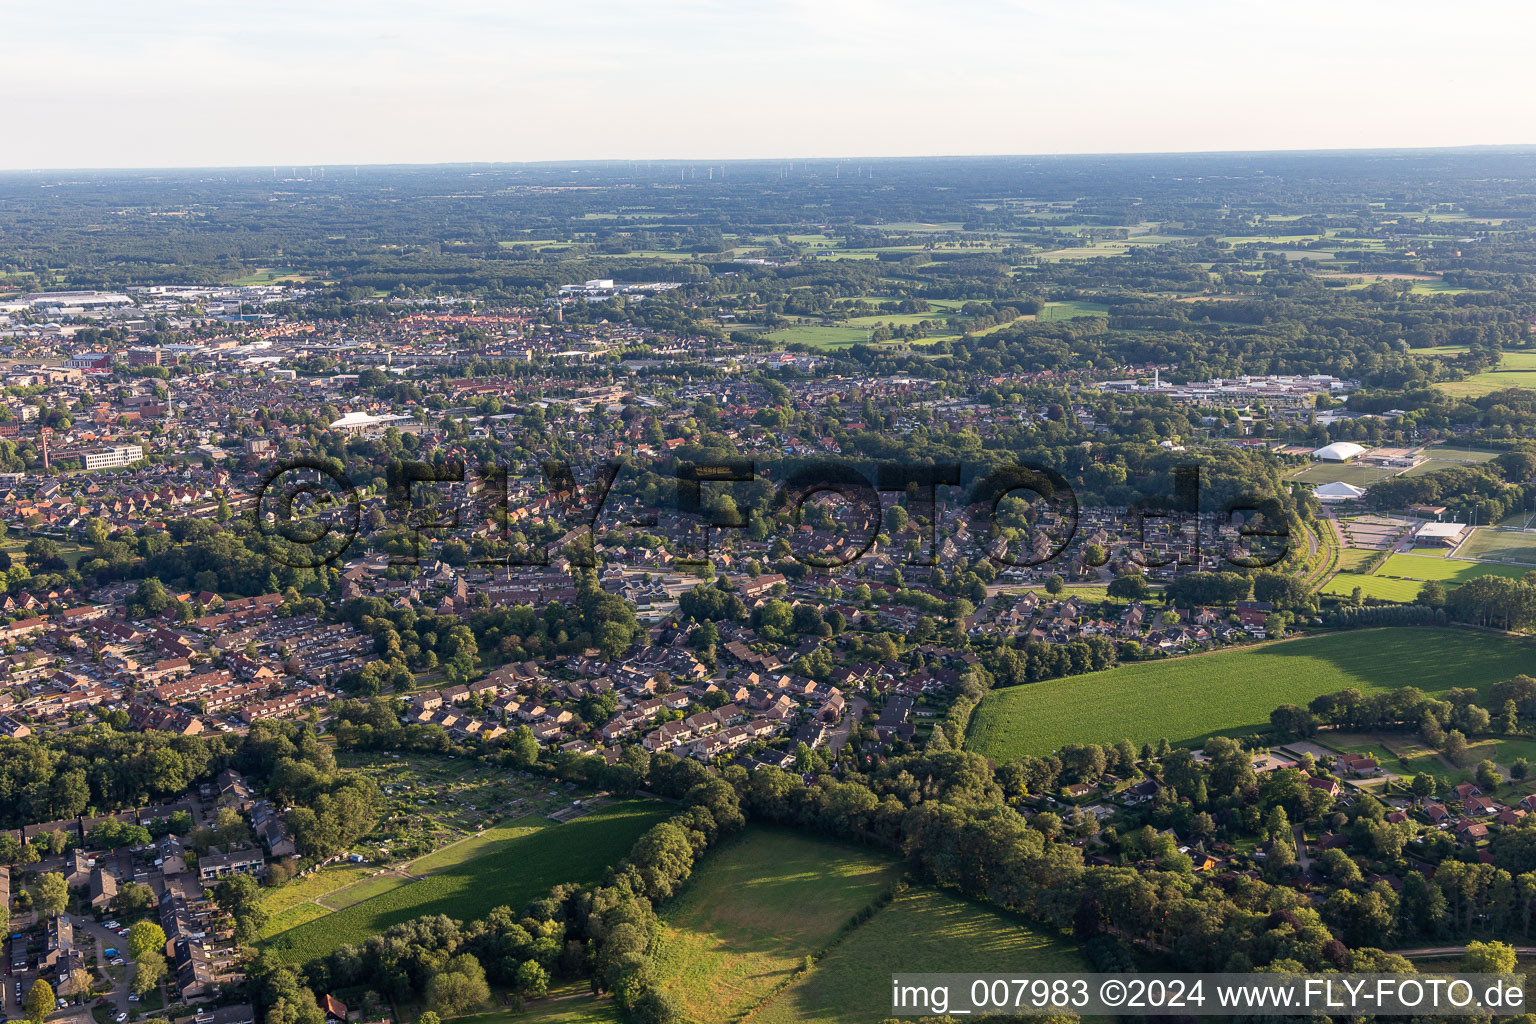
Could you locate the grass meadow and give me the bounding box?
[450,996,620,1024]
[262,801,670,963]
[965,628,1536,759]
[753,888,1094,1024]
[1435,351,1536,398]
[650,829,902,1024]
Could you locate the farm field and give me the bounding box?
[965,628,1536,759]
[1457,528,1536,565]
[650,829,902,1024]
[263,801,671,963]
[1038,300,1108,320]
[1377,553,1533,584]
[753,888,1094,1024]
[1435,351,1536,398]
[764,324,871,349]
[259,864,375,916]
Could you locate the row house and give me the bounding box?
[239,684,327,723]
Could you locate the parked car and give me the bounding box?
[117,1013,129,1022]
[109,958,124,966]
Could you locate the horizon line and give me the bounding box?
[6,141,1536,175]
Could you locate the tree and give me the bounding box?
[32,871,67,916]
[23,980,54,1024]
[1477,760,1504,793]
[1513,758,1530,782]
[1044,574,1065,596]
[66,968,93,999]
[214,874,269,944]
[1107,574,1149,602]
[113,880,155,917]
[631,989,684,1024]
[506,726,540,768]
[426,954,489,1017]
[1444,729,1470,766]
[515,960,549,999]
[131,951,166,997]
[127,920,168,961]
[1411,772,1437,798]
[1417,580,1447,608]
[418,1015,441,1024]
[1462,940,1518,974]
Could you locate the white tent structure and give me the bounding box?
[1314,481,1366,502]
[1312,442,1368,462]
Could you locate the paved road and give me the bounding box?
[69,913,131,1018]
[827,696,870,754]
[1292,825,1311,871]
[1387,945,1536,958]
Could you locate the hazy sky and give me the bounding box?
[6,0,1536,169]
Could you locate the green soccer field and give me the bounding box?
[1320,573,1422,601]
[1377,552,1534,583]
[1456,528,1536,566]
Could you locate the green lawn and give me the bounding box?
[261,864,375,915]
[1378,553,1534,584]
[965,628,1536,759]
[262,801,671,963]
[1291,463,1402,487]
[1335,548,1378,571]
[651,829,902,1024]
[1423,445,1500,464]
[1320,573,1423,601]
[753,888,1093,1024]
[1458,528,1536,566]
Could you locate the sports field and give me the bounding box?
[262,801,671,963]
[1319,573,1422,602]
[1291,463,1401,487]
[1334,548,1379,571]
[753,888,1093,1024]
[965,628,1536,759]
[1457,529,1536,566]
[1376,553,1533,584]
[651,829,902,1024]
